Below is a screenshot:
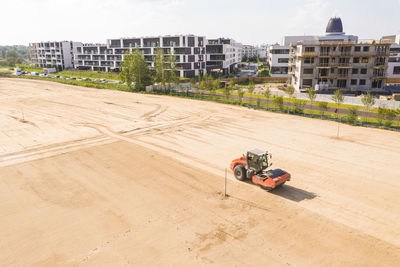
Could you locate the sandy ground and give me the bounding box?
[1,78,400,266]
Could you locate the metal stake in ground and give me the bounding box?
[224,168,227,198]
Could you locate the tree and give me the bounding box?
[332,89,344,119]
[384,108,397,127]
[273,96,284,111]
[332,89,344,137]
[377,106,386,125]
[285,85,295,98]
[256,98,261,108]
[307,87,317,106]
[224,81,233,100]
[293,99,306,114]
[120,48,151,91]
[361,92,375,122]
[238,88,245,104]
[154,47,166,87]
[120,50,135,89]
[318,101,328,117]
[248,81,255,94]
[285,85,295,112]
[166,52,178,84]
[347,108,358,124]
[6,50,21,67]
[264,87,271,109]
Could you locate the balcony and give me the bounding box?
[317,62,330,67]
[337,63,351,67]
[337,73,350,78]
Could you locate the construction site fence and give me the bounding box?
[148,89,400,131]
[221,77,288,84]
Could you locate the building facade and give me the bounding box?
[289,17,390,92]
[257,44,268,59]
[206,38,242,76]
[267,44,291,77]
[381,35,400,79]
[30,41,82,70]
[242,45,257,59]
[74,35,206,78]
[289,40,390,91]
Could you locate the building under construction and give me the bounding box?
[289,18,391,92]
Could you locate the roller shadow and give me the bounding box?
[269,184,317,202]
[239,180,317,202]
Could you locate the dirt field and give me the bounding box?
[1,78,400,266]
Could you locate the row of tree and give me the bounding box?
[0,45,29,67]
[120,47,179,91]
[197,80,399,127]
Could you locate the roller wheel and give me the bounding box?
[233,165,246,181]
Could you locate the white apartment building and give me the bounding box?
[257,44,268,59]
[74,35,206,78]
[30,41,82,70]
[381,34,400,79]
[206,38,242,76]
[267,44,291,77]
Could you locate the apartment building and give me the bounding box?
[74,35,206,78]
[289,40,390,91]
[257,44,268,59]
[289,17,390,92]
[242,45,257,59]
[381,34,400,79]
[30,41,82,70]
[267,44,291,77]
[206,38,242,76]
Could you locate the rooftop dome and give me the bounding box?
[326,17,343,33]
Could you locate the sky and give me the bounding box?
[1,0,400,46]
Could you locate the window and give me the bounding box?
[363,46,370,52]
[361,57,369,63]
[271,49,289,54]
[389,47,400,53]
[393,66,400,74]
[355,46,361,52]
[388,57,400,62]
[360,69,367,75]
[303,68,313,74]
[305,47,315,52]
[337,80,347,87]
[278,58,289,63]
[352,68,358,74]
[353,57,360,63]
[359,79,366,85]
[302,79,313,87]
[351,79,357,85]
[304,57,314,64]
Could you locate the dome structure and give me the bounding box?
[325,17,344,34]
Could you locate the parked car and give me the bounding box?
[81,78,90,81]
[60,76,66,79]
[70,77,76,80]
[55,75,60,78]
[100,79,108,83]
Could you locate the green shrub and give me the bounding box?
[347,108,358,124]
[273,96,284,110]
[293,99,306,113]
[318,101,328,116]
